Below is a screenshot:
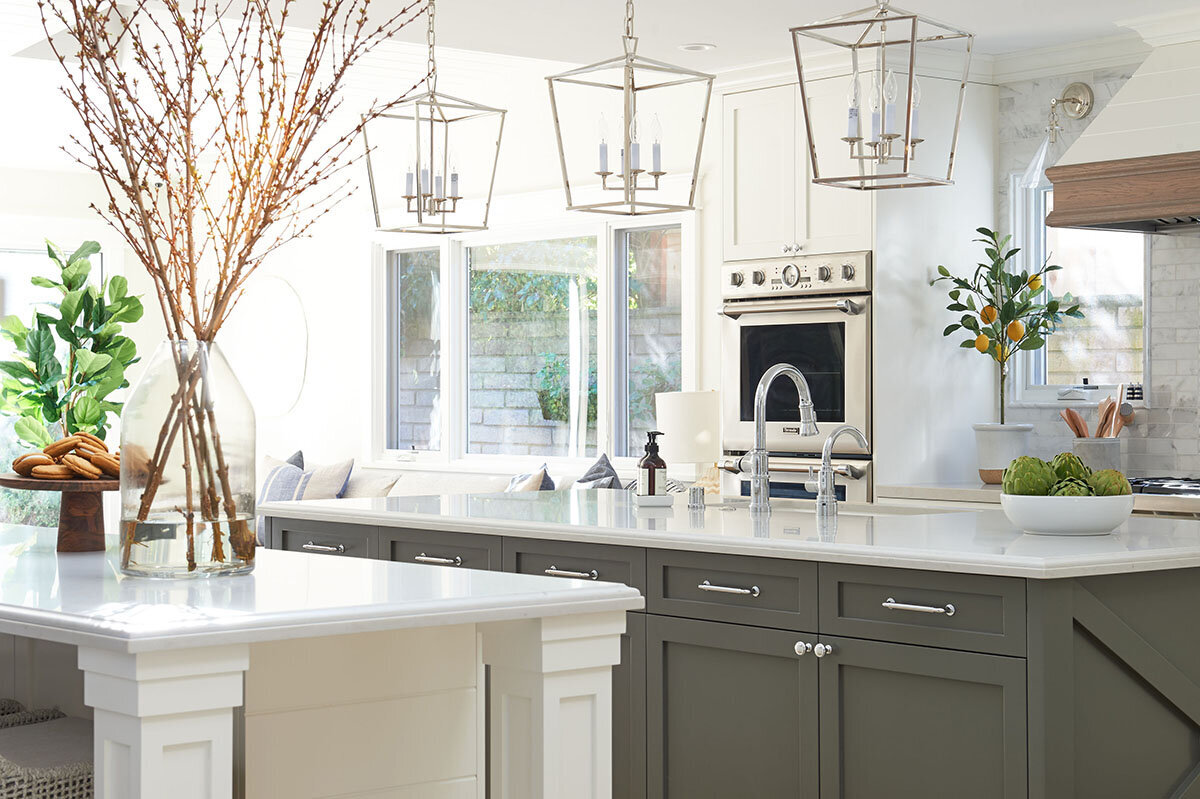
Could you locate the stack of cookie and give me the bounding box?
[11,434,121,481]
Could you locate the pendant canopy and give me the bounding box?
[547,0,714,215]
[363,0,506,233]
[791,2,973,190]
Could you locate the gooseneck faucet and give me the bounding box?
[817,425,869,522]
[741,363,819,515]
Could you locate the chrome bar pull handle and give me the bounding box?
[882,597,956,617]
[813,642,835,658]
[415,553,463,566]
[698,579,761,598]
[794,641,812,657]
[302,541,345,554]
[545,565,599,580]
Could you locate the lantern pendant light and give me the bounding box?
[362,0,506,233]
[791,1,974,190]
[547,0,714,215]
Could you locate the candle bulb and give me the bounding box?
[650,113,663,173]
[450,166,459,198]
[629,115,641,171]
[883,70,898,135]
[869,82,881,143]
[434,174,444,200]
[598,113,609,173]
[420,167,430,195]
[911,76,922,140]
[846,72,861,139]
[405,164,414,197]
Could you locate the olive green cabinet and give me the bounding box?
[646,614,819,799]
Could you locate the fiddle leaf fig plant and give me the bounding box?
[0,240,144,446]
[931,228,1084,424]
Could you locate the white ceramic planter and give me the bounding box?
[973,423,1033,484]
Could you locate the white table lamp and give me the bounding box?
[654,390,721,492]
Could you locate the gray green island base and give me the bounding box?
[261,492,1200,799]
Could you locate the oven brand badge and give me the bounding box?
[782,426,805,435]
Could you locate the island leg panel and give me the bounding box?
[78,644,250,799]
[481,611,627,799]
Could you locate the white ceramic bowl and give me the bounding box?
[1000,493,1135,536]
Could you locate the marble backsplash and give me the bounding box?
[996,65,1200,477]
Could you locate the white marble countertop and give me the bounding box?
[0,525,642,653]
[260,491,1200,579]
[876,481,1200,515]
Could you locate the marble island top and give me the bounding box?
[260,491,1200,579]
[0,525,641,653]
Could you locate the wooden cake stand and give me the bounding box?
[0,473,118,552]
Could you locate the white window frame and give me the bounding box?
[1007,173,1151,408]
[370,191,698,476]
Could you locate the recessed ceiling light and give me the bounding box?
[678,42,716,52]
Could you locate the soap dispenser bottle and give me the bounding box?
[637,431,667,497]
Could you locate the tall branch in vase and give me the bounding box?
[40,0,428,570]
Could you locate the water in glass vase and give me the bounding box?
[120,340,257,578]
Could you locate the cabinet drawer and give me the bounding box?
[277,519,376,560]
[819,564,1026,656]
[648,550,817,631]
[503,538,646,594]
[382,527,501,571]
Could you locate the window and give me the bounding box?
[1012,182,1148,402]
[378,216,690,467]
[385,248,441,452]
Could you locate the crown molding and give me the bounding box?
[1118,9,1200,47]
[988,33,1149,84]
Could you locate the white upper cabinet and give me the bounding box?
[800,78,874,256]
[722,82,873,262]
[722,85,804,261]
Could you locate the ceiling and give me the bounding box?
[278,0,1194,72]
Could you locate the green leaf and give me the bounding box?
[0,360,38,384]
[67,241,101,264]
[30,276,58,290]
[1021,336,1045,351]
[947,303,967,312]
[942,323,961,336]
[44,241,64,269]
[959,339,977,349]
[74,351,113,379]
[13,417,52,448]
[937,265,950,277]
[107,296,144,323]
[107,275,128,302]
[25,328,54,367]
[59,290,84,326]
[61,259,91,291]
[72,396,103,426]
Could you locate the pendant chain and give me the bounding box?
[427,0,437,92]
[624,0,635,38]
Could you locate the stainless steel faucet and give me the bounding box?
[816,424,869,522]
[740,363,819,515]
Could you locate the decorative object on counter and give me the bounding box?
[635,430,668,502]
[654,390,721,494]
[363,0,506,234]
[790,2,973,190]
[1000,454,1133,535]
[932,228,1083,483]
[1074,438,1122,473]
[0,240,143,448]
[42,0,425,576]
[1017,82,1093,189]
[546,0,714,215]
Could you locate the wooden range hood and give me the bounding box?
[1046,150,1200,234]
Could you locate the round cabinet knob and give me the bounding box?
[794,641,812,657]
[729,271,744,287]
[813,642,835,658]
[752,270,766,286]
[782,263,800,287]
[841,263,856,281]
[792,242,803,253]
[781,244,793,254]
[816,265,832,282]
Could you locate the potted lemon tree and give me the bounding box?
[933,228,1082,483]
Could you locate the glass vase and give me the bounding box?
[119,340,256,577]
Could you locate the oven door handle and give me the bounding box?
[721,298,861,318]
[721,459,866,480]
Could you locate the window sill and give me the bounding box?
[1008,399,1147,410]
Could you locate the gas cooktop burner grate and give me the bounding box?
[1128,477,1200,496]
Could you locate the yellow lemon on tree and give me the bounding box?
[1006,320,1025,341]
[1027,275,1043,292]
[974,333,990,353]
[980,305,998,325]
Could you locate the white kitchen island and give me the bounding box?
[0,525,642,799]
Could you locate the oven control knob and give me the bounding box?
[817,265,832,282]
[842,263,856,281]
[781,264,800,287]
[752,270,766,286]
[729,271,744,287]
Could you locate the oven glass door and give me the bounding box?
[721,296,870,455]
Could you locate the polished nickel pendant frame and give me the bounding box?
[791,2,973,191]
[363,0,506,234]
[546,2,714,216]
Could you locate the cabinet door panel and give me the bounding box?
[722,85,798,261]
[647,615,818,799]
[615,613,647,799]
[818,635,1027,799]
[798,79,873,254]
[275,519,377,559]
[382,527,501,571]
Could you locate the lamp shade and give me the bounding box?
[654,391,720,465]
